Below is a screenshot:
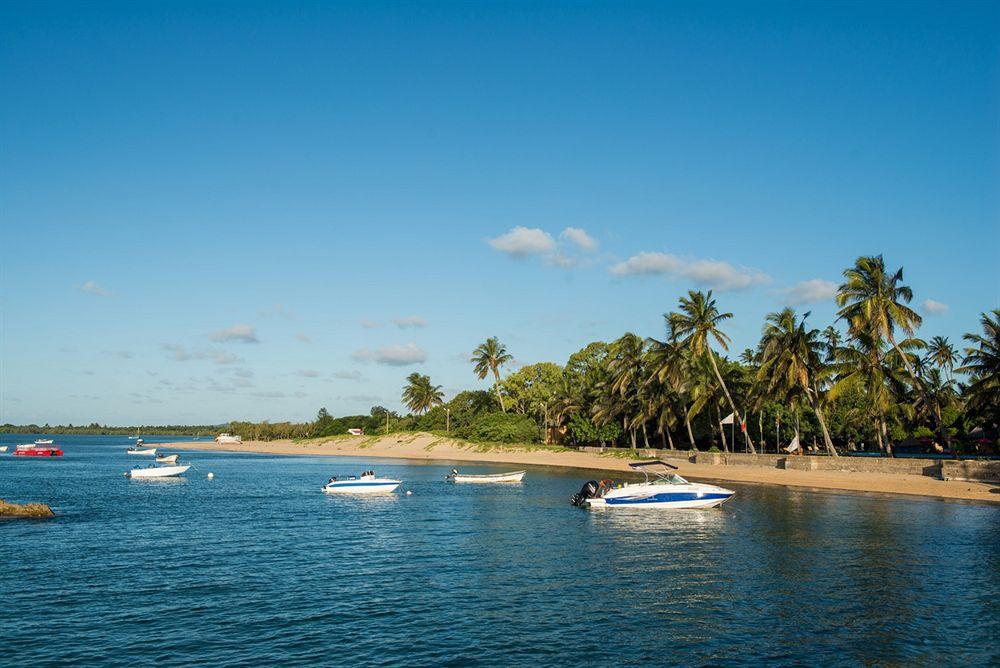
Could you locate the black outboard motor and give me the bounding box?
[571,480,600,507]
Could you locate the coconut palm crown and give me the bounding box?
[471,336,513,412]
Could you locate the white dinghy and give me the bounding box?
[126,439,156,456]
[446,469,526,483]
[126,464,191,479]
[0,446,8,453]
[155,454,179,464]
[322,470,401,495]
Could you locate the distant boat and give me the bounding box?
[126,464,190,479]
[34,439,54,445]
[14,443,63,457]
[128,427,141,440]
[0,446,8,453]
[215,433,242,445]
[446,469,526,483]
[126,442,157,456]
[155,454,179,464]
[322,470,401,494]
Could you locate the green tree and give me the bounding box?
[471,337,513,412]
[926,336,958,380]
[401,373,444,414]
[668,290,757,453]
[957,309,1000,421]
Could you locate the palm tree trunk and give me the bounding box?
[716,405,729,452]
[875,417,885,454]
[641,422,650,448]
[706,350,756,453]
[880,418,893,457]
[491,366,506,412]
[666,425,675,450]
[807,389,838,457]
[887,333,947,446]
[685,413,696,449]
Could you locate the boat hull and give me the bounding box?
[14,448,63,457]
[450,471,526,483]
[155,455,179,464]
[126,448,157,456]
[584,493,732,509]
[127,464,191,478]
[322,480,401,494]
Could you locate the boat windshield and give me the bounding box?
[659,473,689,485]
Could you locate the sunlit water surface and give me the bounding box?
[2,435,998,666]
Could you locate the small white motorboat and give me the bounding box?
[322,470,401,495]
[446,468,526,483]
[35,439,54,445]
[0,446,8,453]
[155,454,179,464]
[126,464,191,479]
[215,433,243,445]
[571,460,734,509]
[126,445,157,456]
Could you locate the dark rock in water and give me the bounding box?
[0,499,55,518]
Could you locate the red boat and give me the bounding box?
[13,442,63,457]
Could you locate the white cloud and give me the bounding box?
[332,370,363,381]
[80,280,110,297]
[544,252,575,268]
[488,226,556,257]
[161,343,241,365]
[923,299,949,315]
[297,369,320,378]
[560,227,598,252]
[782,279,838,305]
[351,342,427,366]
[232,368,254,378]
[392,315,427,329]
[609,251,770,291]
[210,324,259,343]
[296,332,311,343]
[360,319,383,329]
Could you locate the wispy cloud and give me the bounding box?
[923,298,949,315]
[79,280,110,297]
[351,343,427,366]
[781,279,838,305]
[210,324,259,343]
[610,251,770,291]
[360,319,383,329]
[488,226,556,257]
[296,332,312,343]
[259,303,295,319]
[338,394,383,403]
[392,315,427,329]
[297,369,320,378]
[102,350,134,359]
[560,227,598,252]
[161,343,241,365]
[331,370,363,381]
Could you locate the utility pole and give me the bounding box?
[385,410,389,435]
[446,408,450,433]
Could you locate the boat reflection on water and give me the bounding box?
[588,502,729,538]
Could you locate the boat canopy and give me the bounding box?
[628,460,679,470]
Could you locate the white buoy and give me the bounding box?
[207,472,215,480]
[405,490,412,496]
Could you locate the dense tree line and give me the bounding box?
[0,423,220,436]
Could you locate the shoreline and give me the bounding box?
[162,434,1000,504]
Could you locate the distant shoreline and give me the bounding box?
[161,433,999,504]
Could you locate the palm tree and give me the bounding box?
[401,373,444,414]
[836,255,945,444]
[669,290,756,453]
[821,326,842,362]
[927,336,958,380]
[957,309,1000,417]
[606,333,647,449]
[471,337,513,412]
[756,308,837,456]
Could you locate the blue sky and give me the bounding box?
[2,1,997,425]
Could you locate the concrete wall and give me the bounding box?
[569,446,1000,482]
[941,460,1000,483]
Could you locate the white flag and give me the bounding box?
[720,412,735,425]
[784,436,800,453]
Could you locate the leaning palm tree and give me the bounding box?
[471,337,513,412]
[927,336,958,380]
[669,290,756,453]
[957,309,1000,416]
[755,308,837,456]
[836,255,945,444]
[401,372,444,414]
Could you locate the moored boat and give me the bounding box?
[126,464,191,479]
[216,433,242,445]
[14,443,63,457]
[571,461,734,509]
[126,441,157,456]
[0,446,8,453]
[446,469,526,483]
[34,438,54,445]
[155,454,179,464]
[322,470,401,494]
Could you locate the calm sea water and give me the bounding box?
[2,434,998,667]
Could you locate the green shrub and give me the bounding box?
[461,412,540,444]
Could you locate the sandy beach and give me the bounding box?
[164,434,999,503]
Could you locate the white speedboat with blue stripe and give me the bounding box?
[322,470,401,495]
[571,460,734,509]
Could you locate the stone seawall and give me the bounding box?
[571,446,1000,483]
